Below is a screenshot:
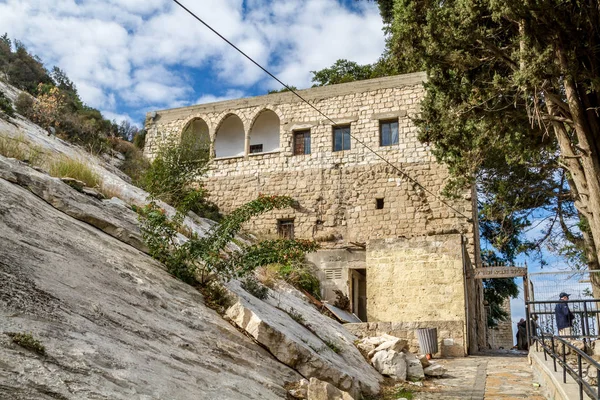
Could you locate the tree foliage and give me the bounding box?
[0,34,141,155]
[311,59,394,87]
[374,1,600,290]
[137,195,319,285]
[139,134,214,217]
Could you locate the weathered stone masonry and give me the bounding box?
[146,72,485,355]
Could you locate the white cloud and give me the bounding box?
[0,0,386,118]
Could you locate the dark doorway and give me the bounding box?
[350,268,367,321]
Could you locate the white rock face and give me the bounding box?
[225,281,381,397]
[371,350,407,381]
[0,155,303,399]
[424,363,447,377]
[368,338,409,358]
[0,157,148,252]
[356,336,389,355]
[289,379,310,399]
[406,353,425,380]
[306,378,354,400]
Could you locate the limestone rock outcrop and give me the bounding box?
[371,350,407,380]
[424,363,447,377]
[225,281,382,397]
[0,156,302,399]
[306,377,354,400]
[0,157,147,252]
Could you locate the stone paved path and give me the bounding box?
[411,352,546,399]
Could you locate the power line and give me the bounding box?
[170,0,473,223]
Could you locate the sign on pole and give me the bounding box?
[471,266,527,279]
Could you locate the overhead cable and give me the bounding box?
[170,0,473,223]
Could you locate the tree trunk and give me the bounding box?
[551,46,600,296]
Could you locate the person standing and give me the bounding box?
[516,318,528,350]
[555,292,575,336]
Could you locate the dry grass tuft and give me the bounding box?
[49,157,101,188]
[0,134,47,167]
[98,183,123,200]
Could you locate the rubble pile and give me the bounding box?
[356,335,447,382]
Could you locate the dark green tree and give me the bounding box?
[375,0,600,294]
[311,59,393,86]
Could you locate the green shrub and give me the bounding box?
[277,262,321,299]
[108,137,150,184]
[14,92,34,118]
[49,157,101,188]
[137,195,318,285]
[200,280,235,314]
[8,332,46,355]
[133,130,146,149]
[139,135,211,214]
[0,90,15,119]
[241,275,269,299]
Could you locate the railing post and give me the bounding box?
[563,342,567,384]
[577,353,583,400]
[552,336,557,372]
[584,301,591,352]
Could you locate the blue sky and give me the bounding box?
[0,0,386,125]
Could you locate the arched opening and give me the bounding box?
[215,114,245,158]
[249,110,280,154]
[181,118,210,160]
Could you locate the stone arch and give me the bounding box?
[181,117,211,159]
[249,108,281,153]
[214,113,245,158]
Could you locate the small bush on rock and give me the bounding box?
[14,92,34,118]
[8,332,46,355]
[333,289,350,311]
[139,134,211,215]
[241,275,269,300]
[200,280,235,314]
[287,307,305,324]
[0,90,15,119]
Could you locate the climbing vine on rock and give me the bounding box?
[137,194,319,285]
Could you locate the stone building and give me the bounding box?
[145,72,486,355]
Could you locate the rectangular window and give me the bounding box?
[333,125,351,152]
[249,144,263,154]
[277,219,295,239]
[293,130,311,155]
[376,198,384,209]
[380,119,399,146]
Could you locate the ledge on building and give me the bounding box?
[248,150,281,158]
[212,155,244,161]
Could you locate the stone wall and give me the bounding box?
[365,234,468,354]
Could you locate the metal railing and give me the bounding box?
[527,299,600,400]
[534,334,600,400]
[527,299,600,352]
